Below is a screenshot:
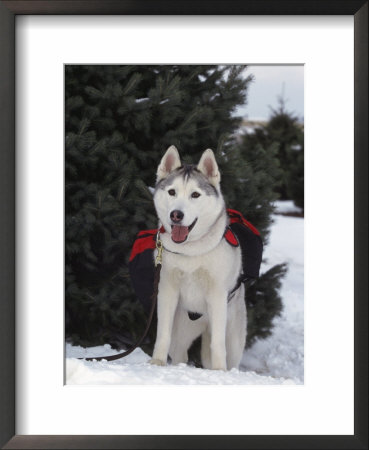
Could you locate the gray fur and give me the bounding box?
[155,164,219,196]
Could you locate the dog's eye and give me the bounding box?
[191,192,201,199]
[168,189,176,196]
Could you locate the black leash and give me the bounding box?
[78,237,163,362]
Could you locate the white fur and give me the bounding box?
[151,147,247,370]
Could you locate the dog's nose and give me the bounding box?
[170,210,184,223]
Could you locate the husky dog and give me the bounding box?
[150,146,246,370]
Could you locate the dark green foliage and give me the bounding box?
[241,96,304,209]
[245,264,287,347]
[65,65,287,355]
[228,141,282,243]
[287,148,304,209]
[230,133,285,342]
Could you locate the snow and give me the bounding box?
[273,200,303,215]
[238,125,257,135]
[290,143,302,151]
[66,346,295,385]
[135,97,149,103]
[66,212,304,385]
[159,98,169,105]
[241,213,304,382]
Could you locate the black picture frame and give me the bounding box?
[0,1,367,449]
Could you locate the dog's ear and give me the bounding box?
[157,146,181,181]
[197,149,221,186]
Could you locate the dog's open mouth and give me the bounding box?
[171,218,197,244]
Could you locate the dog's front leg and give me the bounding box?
[207,287,228,370]
[150,275,179,366]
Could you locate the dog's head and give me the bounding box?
[153,146,225,244]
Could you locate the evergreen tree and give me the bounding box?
[65,65,286,355]
[286,144,304,209]
[235,125,286,346]
[241,96,304,209]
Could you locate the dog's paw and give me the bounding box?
[149,358,166,366]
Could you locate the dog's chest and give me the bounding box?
[177,268,210,312]
[163,253,214,312]
[161,242,240,313]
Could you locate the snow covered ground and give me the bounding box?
[66,202,304,385]
[241,211,304,382]
[273,199,303,215]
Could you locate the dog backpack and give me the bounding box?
[128,209,263,313]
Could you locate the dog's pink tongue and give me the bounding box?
[171,225,189,243]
